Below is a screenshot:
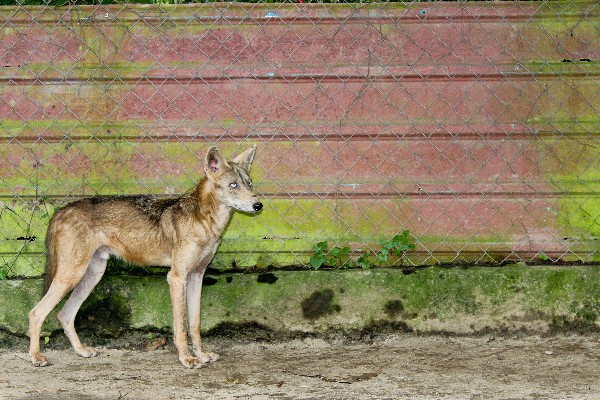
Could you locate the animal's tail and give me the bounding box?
[43,220,58,295]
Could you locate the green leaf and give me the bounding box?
[309,254,326,270]
[393,243,409,254]
[357,251,371,269]
[314,241,329,254]
[376,251,388,263]
[536,252,550,261]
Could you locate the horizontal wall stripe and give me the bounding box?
[0,3,593,25]
[2,71,599,85]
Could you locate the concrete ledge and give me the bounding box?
[1,265,599,338]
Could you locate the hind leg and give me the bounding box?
[57,250,108,358]
[29,281,74,366]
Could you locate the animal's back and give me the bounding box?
[44,195,181,288]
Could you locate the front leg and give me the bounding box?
[167,270,205,369]
[187,268,219,364]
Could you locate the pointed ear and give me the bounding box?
[232,145,256,172]
[205,147,228,178]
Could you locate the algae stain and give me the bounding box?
[550,303,599,334]
[560,196,600,237]
[537,137,600,241]
[363,320,413,334]
[203,276,218,286]
[77,294,132,338]
[384,299,404,319]
[206,321,275,341]
[384,299,419,320]
[257,273,278,284]
[300,289,341,320]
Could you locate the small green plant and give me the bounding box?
[356,250,372,269]
[309,242,352,269]
[535,252,551,262]
[309,241,329,270]
[376,230,415,265]
[328,245,351,268]
[308,231,414,270]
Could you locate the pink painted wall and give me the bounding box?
[1,2,598,274]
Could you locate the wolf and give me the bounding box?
[28,145,262,368]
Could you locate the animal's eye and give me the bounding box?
[229,182,238,188]
[248,180,253,186]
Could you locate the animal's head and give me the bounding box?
[204,145,263,214]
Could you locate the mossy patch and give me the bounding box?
[560,196,600,237]
[1,266,598,338]
[525,6,598,246]
[536,137,600,241]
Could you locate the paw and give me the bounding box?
[179,355,208,369]
[196,350,220,364]
[31,352,49,367]
[193,346,220,363]
[75,346,98,358]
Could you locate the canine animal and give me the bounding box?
[28,146,262,368]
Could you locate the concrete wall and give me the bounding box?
[2,266,599,337]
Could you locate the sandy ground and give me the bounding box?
[1,334,599,400]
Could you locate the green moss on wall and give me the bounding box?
[2,266,598,338]
[536,137,600,240]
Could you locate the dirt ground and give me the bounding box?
[1,334,599,400]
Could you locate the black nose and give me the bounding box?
[253,202,263,212]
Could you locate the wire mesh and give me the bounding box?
[0,1,598,278]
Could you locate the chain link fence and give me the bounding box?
[0,1,598,278]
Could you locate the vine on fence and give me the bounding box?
[309,230,415,270]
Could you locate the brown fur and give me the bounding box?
[29,146,262,368]
[43,226,57,295]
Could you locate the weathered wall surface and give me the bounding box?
[0,2,599,276]
[2,266,599,337]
